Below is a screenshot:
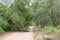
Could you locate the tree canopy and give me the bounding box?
[0,0,60,32]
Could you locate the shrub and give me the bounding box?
[43,26,59,34]
[0,27,5,34]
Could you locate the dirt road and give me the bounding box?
[0,32,34,40]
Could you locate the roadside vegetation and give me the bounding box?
[0,0,60,40]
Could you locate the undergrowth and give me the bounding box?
[43,26,60,35]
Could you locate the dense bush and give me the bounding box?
[0,0,33,32]
[0,0,60,34]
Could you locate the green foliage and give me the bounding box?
[0,0,60,34]
[0,18,8,27]
[31,0,60,27]
[0,27,5,34]
[43,26,60,34]
[0,0,33,32]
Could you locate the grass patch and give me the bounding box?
[43,26,60,35]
